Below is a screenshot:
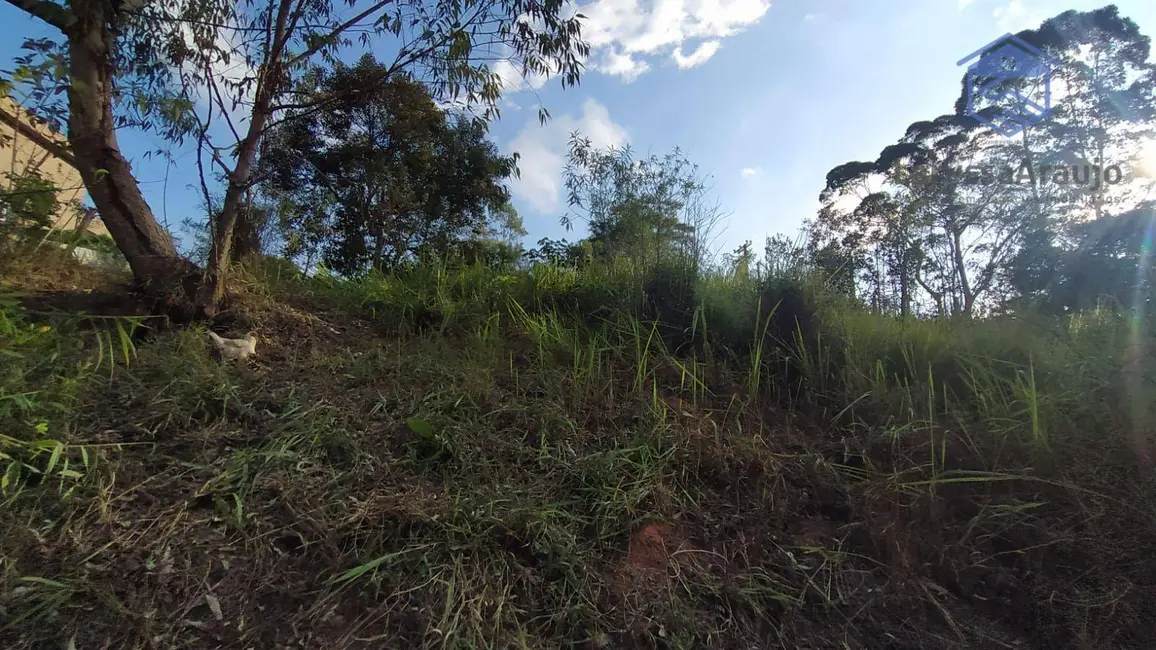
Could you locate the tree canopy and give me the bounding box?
[809,5,1156,317]
[264,55,520,275]
[560,135,724,267]
[3,0,589,314]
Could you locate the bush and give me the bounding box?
[0,170,60,237]
[642,259,699,351]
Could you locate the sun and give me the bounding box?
[1139,138,1156,178]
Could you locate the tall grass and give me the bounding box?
[4,254,1155,648]
[0,291,139,497]
[286,252,1155,461]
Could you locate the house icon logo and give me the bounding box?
[958,33,1060,137]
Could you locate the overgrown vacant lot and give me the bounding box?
[3,255,1156,649]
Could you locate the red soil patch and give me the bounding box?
[612,522,701,598]
[627,523,677,570]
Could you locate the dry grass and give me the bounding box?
[0,243,130,295]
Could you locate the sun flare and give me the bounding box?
[1139,138,1156,178]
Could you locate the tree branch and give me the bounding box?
[205,60,242,145]
[283,0,394,69]
[4,0,75,31]
[269,1,487,123]
[0,104,77,169]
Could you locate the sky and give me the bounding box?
[4,0,1156,258]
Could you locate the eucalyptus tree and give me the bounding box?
[4,0,588,314]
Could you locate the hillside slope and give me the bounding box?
[2,258,1155,649]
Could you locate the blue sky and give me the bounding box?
[4,0,1156,257]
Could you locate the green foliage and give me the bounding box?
[5,0,591,300]
[0,295,62,454]
[811,6,1156,317]
[0,169,61,237]
[561,135,717,267]
[4,248,1156,648]
[8,5,1156,648]
[1,38,70,135]
[525,237,593,267]
[307,246,1156,461]
[442,238,525,271]
[1009,206,1156,313]
[265,56,519,275]
[403,417,453,468]
[0,292,137,498]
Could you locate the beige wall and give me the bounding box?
[1,96,108,237]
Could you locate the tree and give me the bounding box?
[524,237,591,267]
[761,234,805,280]
[560,135,722,267]
[802,230,860,298]
[180,195,280,266]
[809,6,1156,317]
[956,6,1156,223]
[411,109,522,263]
[5,0,589,315]
[814,116,1041,316]
[265,55,519,275]
[2,0,199,307]
[1009,205,1156,313]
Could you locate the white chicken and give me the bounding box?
[207,330,258,361]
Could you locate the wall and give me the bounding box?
[0,96,108,237]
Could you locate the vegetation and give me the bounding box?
[263,55,523,275]
[1,169,62,235]
[0,169,122,269]
[2,249,1155,648]
[812,5,1156,317]
[560,136,722,268]
[1,0,588,314]
[3,2,1156,649]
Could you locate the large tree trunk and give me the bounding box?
[66,0,198,301]
[198,0,294,313]
[201,120,265,312]
[231,190,262,261]
[200,93,273,310]
[372,232,386,271]
[232,209,262,261]
[899,247,911,318]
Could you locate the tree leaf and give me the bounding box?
[407,417,435,439]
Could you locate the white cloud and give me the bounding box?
[493,59,549,93]
[993,0,1045,32]
[504,98,628,213]
[501,97,525,112]
[575,0,771,81]
[672,40,722,69]
[993,0,1025,26]
[958,0,976,9]
[598,48,651,81]
[741,167,759,178]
